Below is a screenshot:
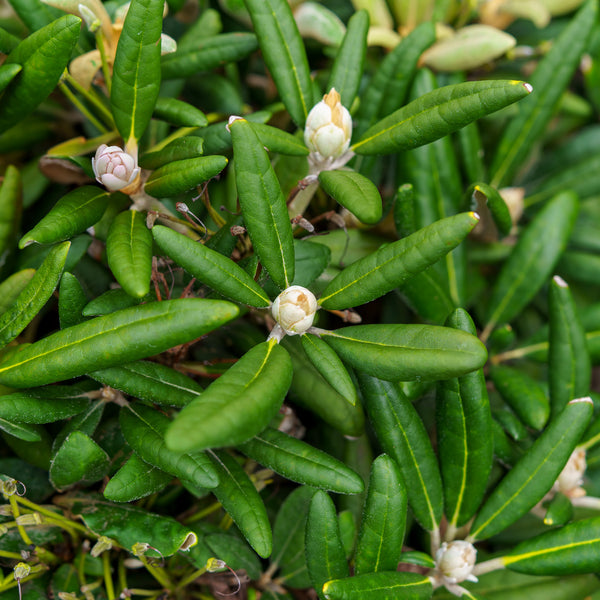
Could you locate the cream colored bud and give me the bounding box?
[16,512,43,526]
[271,286,318,336]
[92,144,141,192]
[556,448,586,496]
[304,88,352,160]
[206,557,227,572]
[91,536,113,557]
[435,541,478,584]
[14,562,31,581]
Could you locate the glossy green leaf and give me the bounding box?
[0,418,42,442]
[437,309,493,530]
[90,360,203,407]
[0,269,34,315]
[5,0,60,31]
[0,241,69,349]
[354,454,407,576]
[120,403,219,489]
[19,187,109,248]
[209,449,272,558]
[239,426,364,494]
[318,170,382,225]
[358,373,443,532]
[165,340,292,452]
[504,517,600,575]
[244,0,313,126]
[230,117,295,288]
[399,552,436,569]
[327,10,369,108]
[0,28,20,54]
[153,97,207,127]
[139,137,204,170]
[0,298,239,388]
[319,212,479,310]
[111,0,163,144]
[245,123,307,158]
[152,224,270,307]
[144,155,228,198]
[306,490,350,600]
[58,272,87,329]
[482,191,578,339]
[290,239,330,289]
[353,80,531,156]
[490,0,598,187]
[543,492,574,527]
[106,210,153,299]
[468,397,594,542]
[205,532,262,580]
[0,164,21,257]
[103,453,172,502]
[321,323,487,382]
[82,288,147,317]
[323,572,433,600]
[467,183,512,237]
[161,32,258,79]
[0,15,81,134]
[49,431,109,490]
[549,275,591,418]
[52,397,104,453]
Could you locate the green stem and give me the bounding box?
[184,502,223,524]
[63,71,115,127]
[16,497,90,536]
[139,555,173,592]
[95,31,112,95]
[59,79,109,134]
[177,567,207,590]
[0,549,23,559]
[147,126,199,153]
[103,552,116,600]
[9,495,33,546]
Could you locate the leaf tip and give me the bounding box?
[569,396,593,406]
[471,211,481,222]
[18,237,34,249]
[523,82,533,93]
[553,275,568,288]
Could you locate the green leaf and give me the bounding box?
[467,183,512,237]
[0,15,81,134]
[119,403,219,489]
[0,418,42,442]
[318,170,382,225]
[354,454,407,576]
[90,360,203,407]
[250,123,309,156]
[49,431,109,490]
[111,0,163,145]
[239,427,364,494]
[19,187,109,248]
[490,0,598,187]
[165,340,292,452]
[352,80,531,156]
[321,323,487,382]
[322,572,433,600]
[0,164,21,257]
[58,272,88,329]
[436,309,493,530]
[468,397,594,542]
[243,0,313,126]
[358,374,443,532]
[543,492,574,527]
[503,517,600,575]
[103,453,172,502]
[230,117,295,288]
[306,490,350,600]
[327,10,369,108]
[205,532,263,580]
[482,191,579,339]
[0,298,239,388]
[549,275,591,418]
[153,97,207,127]
[139,137,204,170]
[52,397,104,453]
[82,288,146,317]
[209,449,272,558]
[318,212,479,310]
[301,333,358,406]
[0,241,69,349]
[152,224,270,307]
[161,32,258,79]
[144,155,228,198]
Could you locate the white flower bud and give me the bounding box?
[92,144,141,192]
[435,541,478,585]
[304,88,352,161]
[555,448,587,497]
[271,285,318,336]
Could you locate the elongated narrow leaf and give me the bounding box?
[0,241,69,349]
[250,123,309,156]
[543,492,574,527]
[437,309,493,530]
[352,80,531,156]
[239,427,364,494]
[0,15,81,133]
[0,387,89,424]
[0,298,239,388]
[140,137,204,170]
[319,212,479,310]
[52,397,104,452]
[549,275,591,418]
[358,373,443,532]
[355,454,407,576]
[209,449,272,558]
[230,117,295,288]
[244,0,313,126]
[468,397,593,542]
[0,417,42,441]
[58,272,88,329]
[323,572,433,600]
[152,97,207,127]
[0,164,21,257]
[111,0,163,145]
[306,490,350,600]
[467,183,512,237]
[321,323,487,382]
[503,517,600,575]
[152,224,270,307]
[120,403,219,489]
[483,191,578,339]
[490,0,598,187]
[106,210,153,299]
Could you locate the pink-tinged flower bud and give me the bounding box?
[92,144,140,192]
[435,541,478,585]
[271,285,318,336]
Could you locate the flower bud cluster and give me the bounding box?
[92,144,140,193]
[435,540,478,586]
